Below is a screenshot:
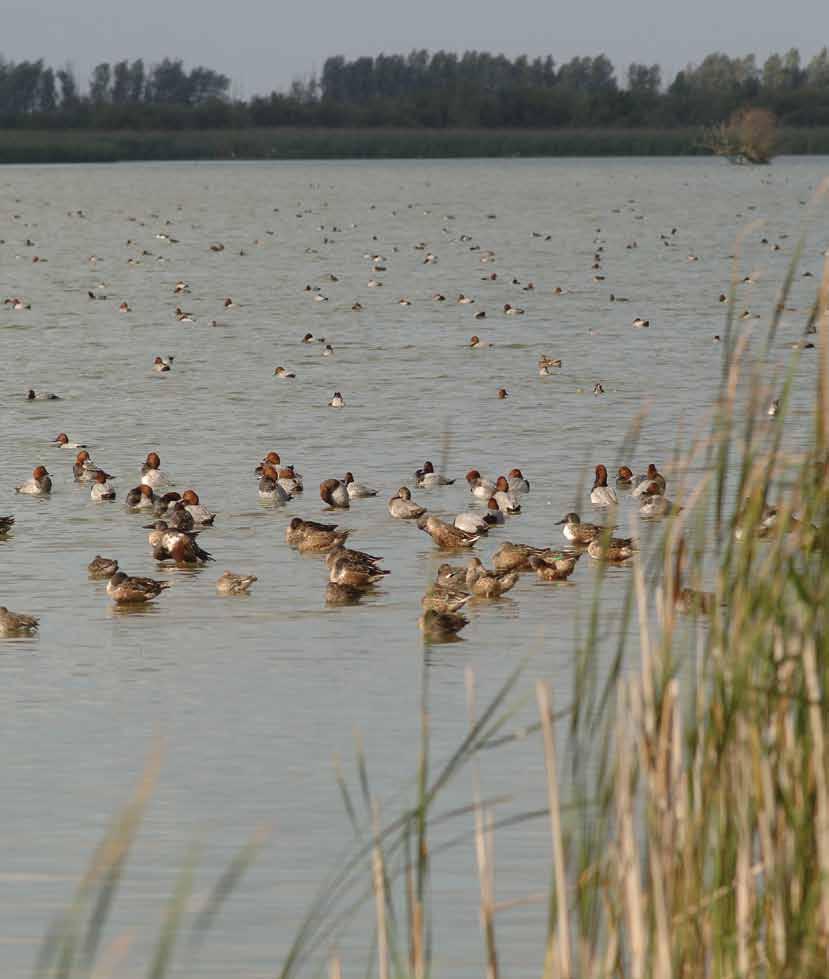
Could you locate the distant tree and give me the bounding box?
[89,62,112,104]
[762,53,785,91]
[127,59,145,103]
[806,48,829,87]
[111,61,130,105]
[56,65,78,107]
[627,63,661,95]
[37,67,57,112]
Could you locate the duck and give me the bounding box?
[255,451,282,477]
[90,470,116,501]
[286,517,350,553]
[492,541,570,573]
[328,391,345,408]
[473,311,487,320]
[147,522,213,564]
[0,606,39,635]
[593,383,605,395]
[457,294,475,304]
[53,433,86,449]
[322,344,335,357]
[15,466,52,495]
[767,398,780,417]
[324,543,384,572]
[181,489,216,525]
[216,571,258,595]
[106,571,170,604]
[465,558,519,598]
[538,356,562,375]
[126,484,156,510]
[153,356,172,372]
[418,608,468,640]
[632,317,650,328]
[469,335,493,348]
[493,476,521,514]
[497,388,509,399]
[152,492,182,517]
[167,501,195,531]
[343,472,378,499]
[417,515,479,549]
[26,389,60,401]
[590,465,618,507]
[259,465,292,503]
[435,563,468,588]
[638,489,681,518]
[388,486,426,519]
[555,513,613,546]
[88,555,119,578]
[302,333,323,343]
[0,515,15,535]
[328,555,388,589]
[276,466,303,495]
[140,452,172,489]
[587,536,636,562]
[616,466,635,488]
[274,366,296,379]
[175,306,194,322]
[325,581,365,604]
[528,554,579,581]
[320,478,350,509]
[503,303,524,316]
[421,586,471,615]
[454,510,491,535]
[667,538,715,614]
[415,461,455,488]
[466,469,496,499]
[631,464,667,497]
[507,468,530,494]
[73,451,98,481]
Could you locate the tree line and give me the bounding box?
[2,49,829,130]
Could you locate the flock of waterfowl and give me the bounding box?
[2,165,822,642]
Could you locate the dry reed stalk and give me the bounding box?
[802,639,829,954]
[734,718,752,978]
[536,681,572,979]
[89,934,133,979]
[328,954,342,979]
[466,668,499,979]
[371,801,389,979]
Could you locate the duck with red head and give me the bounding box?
[141,452,172,489]
[616,466,635,488]
[415,461,455,488]
[484,497,505,525]
[466,469,496,499]
[507,468,530,494]
[73,450,96,481]
[152,356,171,372]
[255,451,281,478]
[53,433,86,449]
[343,472,378,499]
[632,463,667,498]
[181,489,216,525]
[16,465,52,495]
[126,484,156,510]
[493,476,521,514]
[90,469,116,501]
[590,465,618,508]
[277,467,303,494]
[320,478,350,509]
[259,466,292,504]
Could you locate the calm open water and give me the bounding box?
[1,157,827,976]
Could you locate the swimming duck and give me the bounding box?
[418,515,479,549]
[255,451,282,477]
[153,356,171,372]
[320,478,350,509]
[0,606,39,635]
[106,571,170,604]
[457,294,475,304]
[26,389,60,401]
[638,489,681,518]
[88,555,119,578]
[454,510,491,535]
[493,476,521,514]
[555,513,613,546]
[276,467,303,495]
[73,451,98,481]
[343,472,378,499]
[216,571,258,595]
[418,607,468,640]
[421,586,471,615]
[616,466,635,488]
[140,452,172,489]
[324,543,384,572]
[469,336,492,348]
[181,490,216,525]
[497,388,509,399]
[586,536,636,562]
[492,541,568,572]
[286,517,350,553]
[667,538,715,614]
[147,522,213,564]
[0,516,15,534]
[388,486,427,519]
[167,501,195,531]
[507,468,530,494]
[631,464,667,497]
[274,366,296,379]
[16,466,52,495]
[528,554,578,581]
[632,317,650,328]
[465,558,519,598]
[322,344,335,357]
[125,484,155,510]
[259,465,292,503]
[328,392,345,408]
[590,465,618,507]
[328,555,388,589]
[435,563,468,588]
[53,433,86,449]
[503,304,524,316]
[593,383,605,395]
[474,310,487,320]
[152,492,182,517]
[302,333,323,343]
[466,469,496,499]
[538,356,562,375]
[175,306,194,322]
[90,470,116,501]
[415,461,455,488]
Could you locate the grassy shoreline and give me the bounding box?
[2,125,829,162]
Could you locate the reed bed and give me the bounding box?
[2,126,829,163]
[33,187,829,977]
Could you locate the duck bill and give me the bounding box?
[554,519,566,525]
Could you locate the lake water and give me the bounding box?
[1,157,827,977]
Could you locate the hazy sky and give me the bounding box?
[7,0,825,96]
